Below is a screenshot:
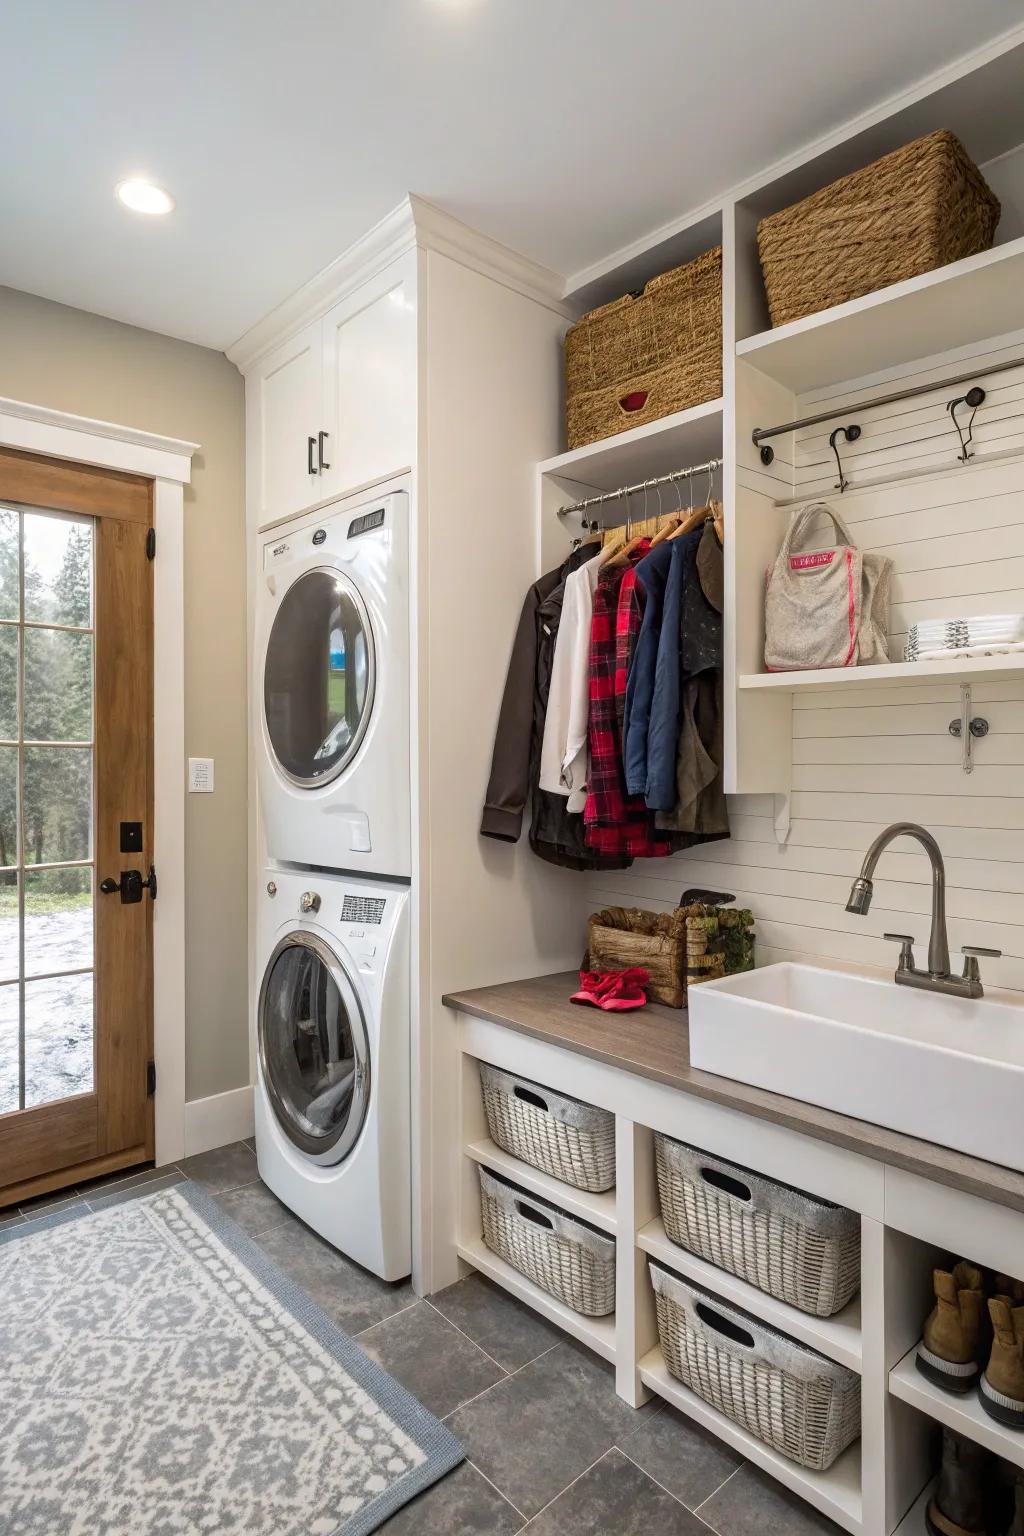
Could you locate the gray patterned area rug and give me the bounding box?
[0,1181,462,1535]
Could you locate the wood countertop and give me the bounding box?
[443,970,1024,1215]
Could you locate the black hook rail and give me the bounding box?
[752,354,1024,464]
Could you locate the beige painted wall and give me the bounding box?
[0,285,248,1102]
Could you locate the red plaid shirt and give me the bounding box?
[585,549,674,858]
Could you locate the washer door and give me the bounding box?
[258,932,371,1162]
[264,567,375,788]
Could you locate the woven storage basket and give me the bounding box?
[564,247,722,449]
[478,1167,616,1316]
[651,1264,861,1471]
[655,1134,860,1319]
[757,129,1000,328]
[587,906,688,1007]
[479,1064,615,1194]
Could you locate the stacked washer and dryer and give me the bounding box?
[253,489,412,1281]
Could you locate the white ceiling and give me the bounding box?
[3,1,1022,352]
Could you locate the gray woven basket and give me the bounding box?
[650,1264,861,1471]
[479,1063,615,1193]
[655,1135,860,1319]
[478,1167,615,1316]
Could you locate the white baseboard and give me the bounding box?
[183,1084,255,1158]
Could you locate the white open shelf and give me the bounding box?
[736,235,1024,395]
[464,1137,617,1234]
[638,1217,862,1372]
[738,651,1024,694]
[639,1346,863,1534]
[890,1347,1024,1473]
[892,1480,933,1536]
[539,396,723,493]
[454,1236,617,1362]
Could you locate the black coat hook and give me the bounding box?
[947,386,985,463]
[829,425,861,493]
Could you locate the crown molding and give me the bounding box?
[226,199,420,372]
[407,194,572,319]
[0,396,198,483]
[227,194,572,373]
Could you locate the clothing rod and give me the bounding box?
[751,354,1024,450]
[557,457,723,518]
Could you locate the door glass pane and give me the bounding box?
[22,747,91,864]
[0,625,17,739]
[24,629,93,742]
[264,570,373,784]
[25,867,92,978]
[0,746,16,869]
[24,972,94,1109]
[23,513,92,626]
[260,942,366,1151]
[0,983,16,1116]
[0,872,16,983]
[4,508,95,1113]
[0,508,18,622]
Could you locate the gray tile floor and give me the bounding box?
[5,1141,845,1535]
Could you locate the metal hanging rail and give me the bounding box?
[751,353,1024,463]
[557,457,723,521]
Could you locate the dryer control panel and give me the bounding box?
[341,895,386,925]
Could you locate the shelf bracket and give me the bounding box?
[773,793,791,848]
[948,683,989,775]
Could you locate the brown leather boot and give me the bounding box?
[926,1428,989,1536]
[917,1262,985,1395]
[980,1294,1024,1428]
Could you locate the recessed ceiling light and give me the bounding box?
[115,178,175,216]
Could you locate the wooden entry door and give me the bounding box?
[0,448,154,1206]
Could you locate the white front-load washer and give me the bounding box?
[254,866,410,1280]
[256,489,409,876]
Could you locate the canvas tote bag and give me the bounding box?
[765,503,892,671]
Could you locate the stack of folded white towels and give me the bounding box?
[905,614,1024,663]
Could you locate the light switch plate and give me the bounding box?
[188,757,215,793]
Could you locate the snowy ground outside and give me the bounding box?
[0,908,94,1113]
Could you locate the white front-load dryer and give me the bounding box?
[257,489,409,876]
[254,867,410,1280]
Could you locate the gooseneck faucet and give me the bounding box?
[845,822,1000,998]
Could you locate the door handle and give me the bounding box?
[100,866,157,904]
[307,435,317,475]
[318,430,330,472]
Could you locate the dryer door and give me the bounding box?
[263,567,375,788]
[258,932,370,1163]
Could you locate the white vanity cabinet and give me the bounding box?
[247,254,417,526]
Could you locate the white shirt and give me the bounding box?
[539,558,601,812]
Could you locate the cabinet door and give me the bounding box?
[320,262,416,501]
[254,321,323,522]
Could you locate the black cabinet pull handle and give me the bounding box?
[307,435,317,475]
[318,431,330,472]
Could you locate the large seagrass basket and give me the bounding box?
[564,247,722,449]
[757,129,999,328]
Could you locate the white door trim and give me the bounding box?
[0,397,197,1166]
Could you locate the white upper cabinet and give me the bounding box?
[249,256,416,526]
[253,320,323,523]
[320,271,416,502]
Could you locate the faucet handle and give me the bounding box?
[961,945,1002,958]
[883,933,916,971]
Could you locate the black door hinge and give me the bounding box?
[147,1060,156,1096]
[146,527,156,560]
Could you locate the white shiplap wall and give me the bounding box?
[585,339,1024,996]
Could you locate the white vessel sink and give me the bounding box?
[688,963,1024,1173]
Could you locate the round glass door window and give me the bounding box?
[264,569,375,787]
[258,934,370,1160]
